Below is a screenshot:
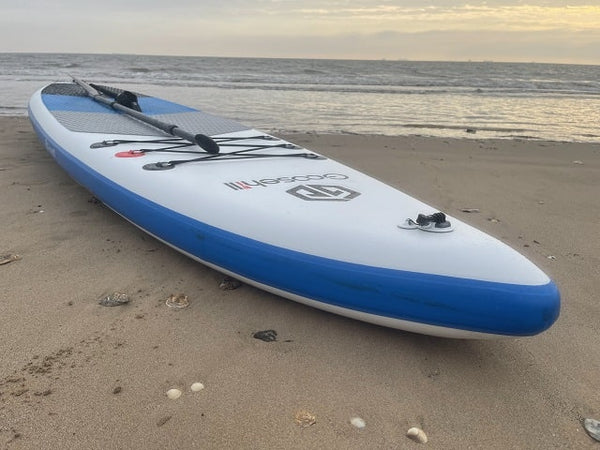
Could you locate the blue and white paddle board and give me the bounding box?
[28,81,560,338]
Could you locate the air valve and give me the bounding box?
[398,212,454,233]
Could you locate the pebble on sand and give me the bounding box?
[166,388,182,400]
[350,417,366,429]
[191,382,205,392]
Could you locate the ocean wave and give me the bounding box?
[128,79,600,98]
[0,105,27,116]
[398,123,533,133]
[128,67,152,73]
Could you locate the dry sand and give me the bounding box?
[1,115,599,449]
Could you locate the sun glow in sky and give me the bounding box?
[1,1,599,64]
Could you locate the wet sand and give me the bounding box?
[1,116,599,448]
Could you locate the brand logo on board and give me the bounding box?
[224,173,350,191]
[287,185,361,201]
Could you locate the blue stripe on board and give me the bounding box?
[29,109,560,336]
[43,94,111,113]
[42,94,197,115]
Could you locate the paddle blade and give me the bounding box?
[195,134,220,154]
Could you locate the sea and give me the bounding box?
[1,52,599,142]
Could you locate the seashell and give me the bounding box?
[294,410,316,427]
[407,427,428,443]
[219,276,242,290]
[584,418,600,442]
[350,417,366,429]
[157,415,172,427]
[460,208,480,213]
[166,293,189,309]
[0,253,21,265]
[253,330,277,342]
[166,388,182,400]
[190,382,205,392]
[99,292,129,307]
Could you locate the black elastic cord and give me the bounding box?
[92,135,325,167]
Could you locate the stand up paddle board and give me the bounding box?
[28,79,560,339]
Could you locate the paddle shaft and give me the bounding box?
[71,77,219,154]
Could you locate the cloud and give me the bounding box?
[278,4,600,34]
[0,1,599,64]
[173,28,600,64]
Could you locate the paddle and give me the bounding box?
[71,76,220,154]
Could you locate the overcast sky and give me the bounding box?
[2,1,599,64]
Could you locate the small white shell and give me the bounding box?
[407,427,428,443]
[166,388,182,400]
[350,417,366,429]
[190,382,205,392]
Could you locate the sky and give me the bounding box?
[1,1,599,64]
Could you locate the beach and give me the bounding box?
[1,115,599,448]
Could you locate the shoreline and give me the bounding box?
[3,113,600,145]
[1,116,599,448]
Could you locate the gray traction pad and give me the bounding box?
[51,110,250,137]
[44,82,250,137]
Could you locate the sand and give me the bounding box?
[1,115,599,449]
